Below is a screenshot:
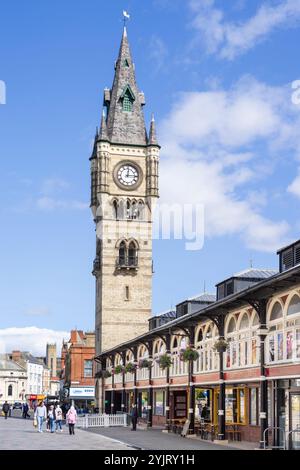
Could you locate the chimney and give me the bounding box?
[12,351,22,362]
[70,330,77,343]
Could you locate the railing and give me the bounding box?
[77,413,127,429]
[125,372,135,383]
[263,427,285,450]
[170,355,188,376]
[286,426,300,450]
[137,367,149,381]
[114,373,123,384]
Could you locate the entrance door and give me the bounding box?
[290,393,300,450]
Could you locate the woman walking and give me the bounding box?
[48,405,56,433]
[34,401,47,433]
[66,405,77,435]
[55,404,63,432]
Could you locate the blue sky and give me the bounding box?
[0,0,300,353]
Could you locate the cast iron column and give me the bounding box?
[217,316,226,440]
[147,342,153,428]
[165,334,171,432]
[188,327,196,434]
[258,300,268,449]
[111,354,115,415]
[133,346,138,408]
[121,351,126,414]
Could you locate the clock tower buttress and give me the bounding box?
[90,27,159,357]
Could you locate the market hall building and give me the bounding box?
[90,27,300,448]
[95,240,300,448]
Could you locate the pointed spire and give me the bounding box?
[98,109,109,141]
[104,28,147,146]
[148,114,159,146]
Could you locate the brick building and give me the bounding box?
[60,330,95,410]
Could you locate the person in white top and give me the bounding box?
[55,404,63,432]
[34,402,47,433]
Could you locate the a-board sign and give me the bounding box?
[181,419,190,437]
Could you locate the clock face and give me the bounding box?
[117,164,139,187]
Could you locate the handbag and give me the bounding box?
[33,417,38,427]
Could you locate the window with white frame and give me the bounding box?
[266,296,300,363]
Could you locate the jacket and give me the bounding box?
[35,405,47,419]
[66,408,77,424]
[2,403,10,413]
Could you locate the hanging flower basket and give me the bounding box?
[114,365,124,375]
[125,362,136,374]
[180,348,199,362]
[102,370,112,379]
[213,339,229,353]
[138,358,153,369]
[156,354,173,370]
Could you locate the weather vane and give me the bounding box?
[123,10,130,27]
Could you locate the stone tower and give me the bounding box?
[46,343,57,378]
[90,27,160,356]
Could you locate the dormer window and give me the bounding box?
[121,85,135,113]
[123,92,133,112]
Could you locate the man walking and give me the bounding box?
[130,404,138,431]
[22,402,30,419]
[2,401,10,420]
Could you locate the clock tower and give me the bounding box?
[90,27,160,356]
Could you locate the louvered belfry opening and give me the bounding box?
[278,240,300,272]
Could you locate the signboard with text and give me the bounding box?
[69,387,95,398]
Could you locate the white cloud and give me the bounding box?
[25,307,51,317]
[159,77,300,252]
[36,197,88,211]
[149,35,168,72]
[189,0,300,59]
[288,172,300,197]
[41,178,70,195]
[0,327,69,356]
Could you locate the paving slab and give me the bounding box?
[0,416,132,450]
[85,426,237,450]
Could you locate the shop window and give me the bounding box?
[249,388,260,426]
[225,387,247,425]
[195,389,212,423]
[154,391,165,416]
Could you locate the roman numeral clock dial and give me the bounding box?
[116,164,140,188]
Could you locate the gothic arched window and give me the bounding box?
[113,200,118,219]
[128,242,137,266]
[8,384,13,396]
[119,241,126,266]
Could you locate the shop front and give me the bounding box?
[26,394,46,409]
[193,385,261,442]
[137,390,148,422]
[152,389,166,427]
[269,379,300,449]
[69,386,95,413]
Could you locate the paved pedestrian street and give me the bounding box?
[86,427,239,451]
[0,416,133,451]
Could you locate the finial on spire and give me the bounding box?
[148,113,159,147]
[98,108,109,142]
[123,10,130,29]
